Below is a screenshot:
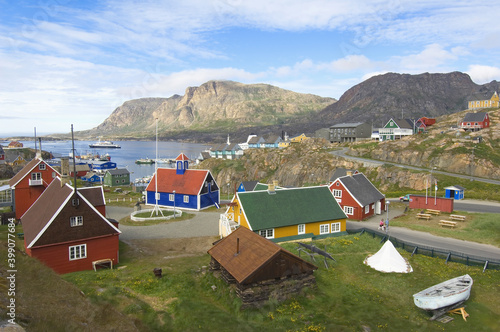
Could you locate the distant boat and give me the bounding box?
[89,139,121,149]
[413,274,473,311]
[135,158,155,164]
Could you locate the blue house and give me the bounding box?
[145,153,220,211]
[444,185,465,200]
[81,172,103,184]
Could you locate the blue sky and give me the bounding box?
[1,0,500,135]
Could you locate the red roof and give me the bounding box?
[175,153,189,161]
[146,168,209,195]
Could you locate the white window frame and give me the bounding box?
[31,172,41,180]
[344,206,354,215]
[39,163,46,170]
[298,224,305,235]
[365,205,370,214]
[183,195,189,203]
[259,229,274,239]
[331,222,341,233]
[333,189,342,198]
[319,224,329,234]
[70,216,83,227]
[69,244,86,260]
[169,194,175,201]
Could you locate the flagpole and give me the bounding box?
[151,118,164,217]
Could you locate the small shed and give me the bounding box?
[444,185,465,200]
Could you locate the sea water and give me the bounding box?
[19,140,209,181]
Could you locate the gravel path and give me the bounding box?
[106,206,220,241]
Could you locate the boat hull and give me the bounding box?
[413,274,473,310]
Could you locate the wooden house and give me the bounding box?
[237,181,259,192]
[104,168,130,187]
[145,153,220,211]
[208,226,317,308]
[0,145,4,164]
[328,173,385,221]
[247,136,265,149]
[81,172,103,184]
[290,133,308,143]
[263,135,283,148]
[89,160,117,173]
[8,141,23,148]
[468,91,499,109]
[21,178,120,274]
[378,118,415,141]
[8,158,60,219]
[459,112,490,131]
[223,185,347,242]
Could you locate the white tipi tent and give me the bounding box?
[364,240,413,273]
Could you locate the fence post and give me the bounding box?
[411,246,418,257]
[483,261,489,273]
[445,252,451,264]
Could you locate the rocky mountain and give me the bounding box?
[316,72,500,127]
[80,81,335,141]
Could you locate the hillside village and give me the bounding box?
[1,86,500,330]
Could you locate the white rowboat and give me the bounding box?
[413,274,473,311]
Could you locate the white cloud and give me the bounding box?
[467,65,500,84]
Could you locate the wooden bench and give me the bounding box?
[450,214,466,221]
[439,220,457,228]
[426,209,441,215]
[416,213,432,220]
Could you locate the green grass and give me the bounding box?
[59,234,500,332]
[391,210,500,247]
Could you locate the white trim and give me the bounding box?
[331,222,341,233]
[69,244,87,260]
[320,224,329,234]
[298,224,305,235]
[344,206,354,215]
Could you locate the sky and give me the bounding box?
[1,0,500,136]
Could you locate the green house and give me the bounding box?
[104,168,130,187]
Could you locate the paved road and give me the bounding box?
[107,205,500,263]
[331,148,500,186]
[348,207,500,262]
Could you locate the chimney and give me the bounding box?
[268,182,276,194]
[235,238,240,256]
[61,157,70,186]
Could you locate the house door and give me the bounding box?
[375,201,382,214]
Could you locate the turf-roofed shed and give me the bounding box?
[208,226,317,308]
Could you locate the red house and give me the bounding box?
[8,158,60,219]
[417,117,436,126]
[460,112,490,131]
[0,145,5,164]
[328,173,386,221]
[21,177,121,274]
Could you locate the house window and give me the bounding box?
[331,222,341,233]
[69,244,86,260]
[298,224,305,235]
[39,163,46,170]
[259,229,274,239]
[70,216,83,227]
[183,195,189,203]
[344,206,354,215]
[320,224,329,234]
[333,190,342,198]
[31,172,41,181]
[169,194,175,201]
[365,205,370,214]
[71,198,79,206]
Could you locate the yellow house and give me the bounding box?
[290,133,308,143]
[222,185,347,242]
[468,91,499,109]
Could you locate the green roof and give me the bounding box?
[237,186,346,230]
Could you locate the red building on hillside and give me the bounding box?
[8,158,60,219]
